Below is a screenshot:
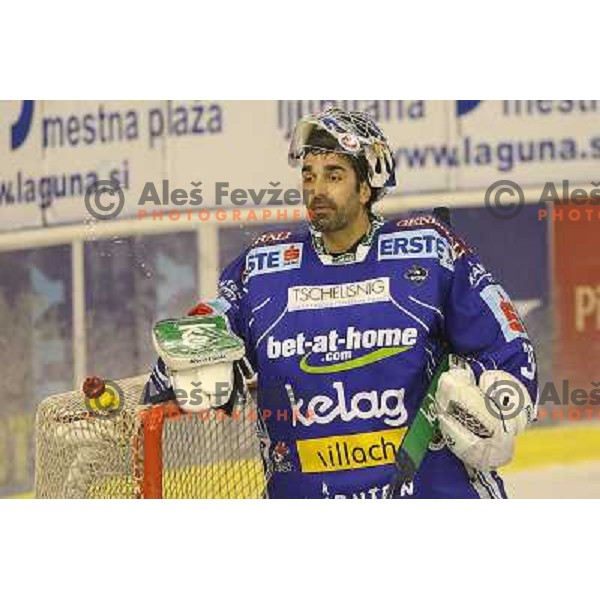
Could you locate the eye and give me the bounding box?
[302,173,314,184]
[329,172,342,182]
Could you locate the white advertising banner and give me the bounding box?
[453,100,600,189]
[1,100,600,233]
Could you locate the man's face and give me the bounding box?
[302,152,369,233]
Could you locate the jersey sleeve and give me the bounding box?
[214,251,257,370]
[443,247,538,408]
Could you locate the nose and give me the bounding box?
[310,176,329,201]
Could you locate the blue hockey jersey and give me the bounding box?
[146,213,538,499]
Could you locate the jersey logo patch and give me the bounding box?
[480,284,528,342]
[245,243,303,279]
[287,277,390,311]
[404,264,429,285]
[297,428,407,473]
[251,230,292,247]
[378,229,454,271]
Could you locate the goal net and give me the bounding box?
[35,375,267,498]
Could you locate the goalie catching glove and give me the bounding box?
[150,302,254,412]
[434,355,534,470]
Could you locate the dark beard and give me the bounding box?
[310,208,349,232]
[309,198,349,232]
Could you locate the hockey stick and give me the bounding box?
[387,355,449,496]
[387,206,452,498]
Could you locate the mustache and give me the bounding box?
[308,197,336,210]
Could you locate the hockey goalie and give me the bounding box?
[143,107,539,499]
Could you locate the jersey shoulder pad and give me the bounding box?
[391,214,473,259]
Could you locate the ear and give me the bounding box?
[359,181,371,207]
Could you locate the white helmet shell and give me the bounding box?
[288,106,397,195]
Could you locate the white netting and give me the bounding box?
[35,375,267,498]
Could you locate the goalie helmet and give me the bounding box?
[288,106,397,201]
